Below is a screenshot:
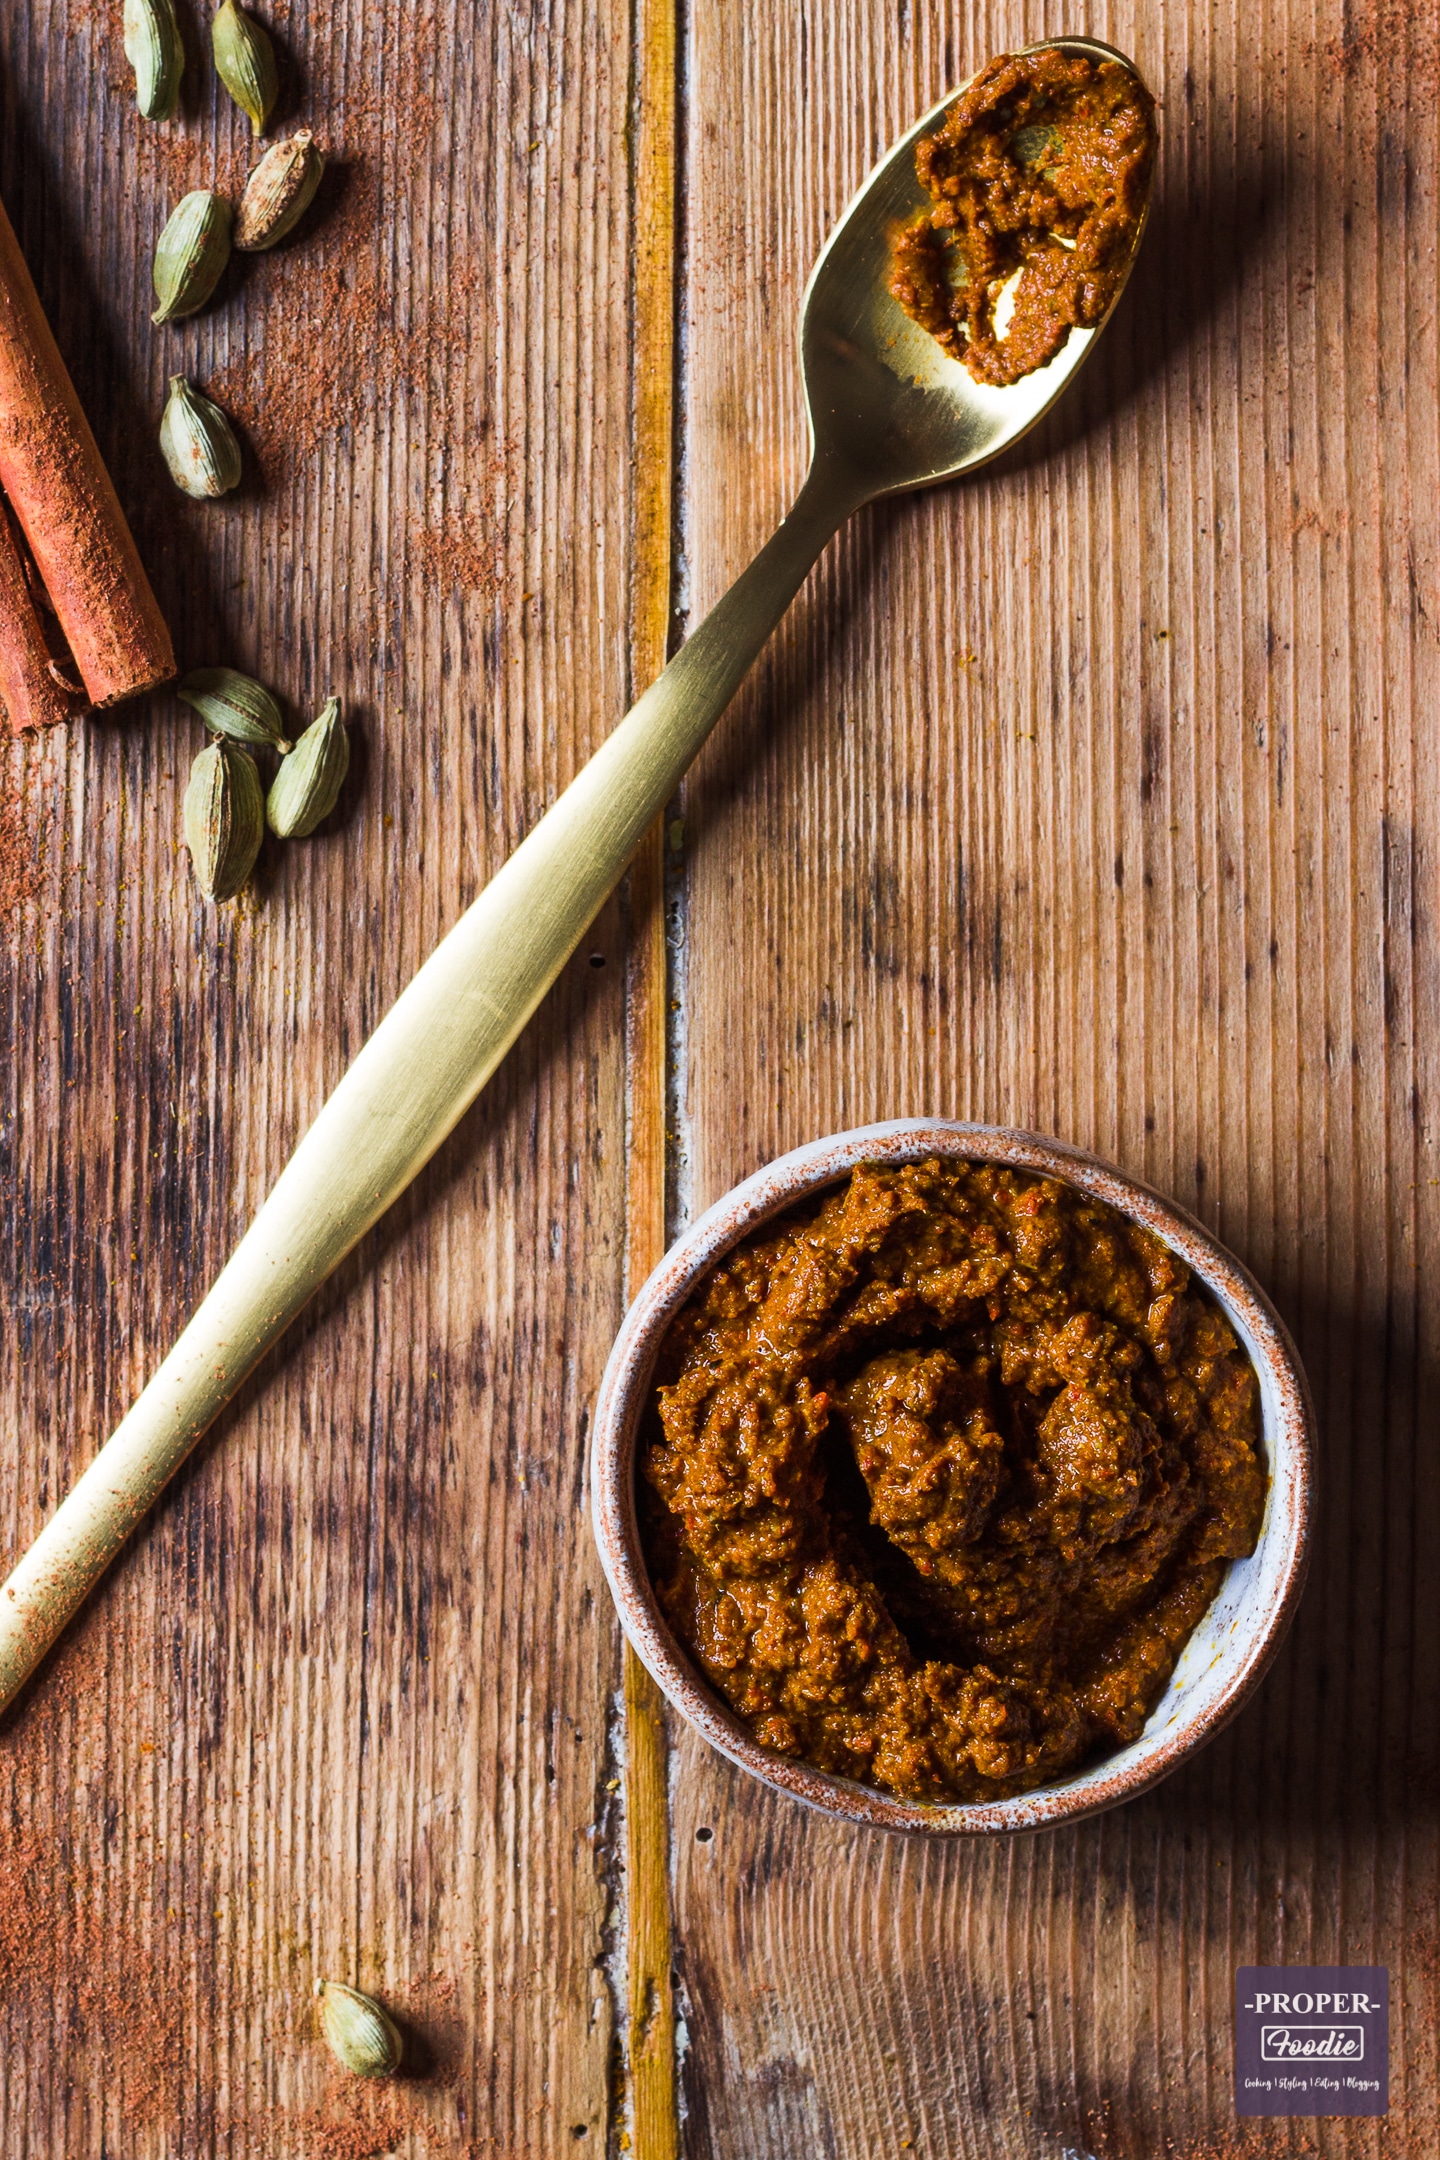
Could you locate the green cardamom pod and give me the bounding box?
[151,191,233,324]
[212,0,278,136]
[179,667,291,751]
[267,696,349,836]
[183,740,264,902]
[160,378,243,499]
[235,129,326,250]
[315,1981,402,2079]
[123,0,183,121]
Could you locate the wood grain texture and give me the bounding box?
[670,1,1438,2155]
[0,0,641,2152]
[621,0,681,2145]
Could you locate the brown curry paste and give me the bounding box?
[891,49,1157,387]
[641,1161,1265,1805]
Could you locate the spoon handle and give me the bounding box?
[0,461,861,1711]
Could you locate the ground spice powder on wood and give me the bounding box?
[0,757,46,912]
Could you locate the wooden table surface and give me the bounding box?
[0,1,1434,2155]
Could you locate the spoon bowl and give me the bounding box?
[803,35,1154,499]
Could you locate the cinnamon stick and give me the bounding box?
[0,190,174,710]
[0,501,75,732]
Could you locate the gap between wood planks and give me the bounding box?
[620,0,681,2147]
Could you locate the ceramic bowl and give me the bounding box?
[591,1121,1314,1834]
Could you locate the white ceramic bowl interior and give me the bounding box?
[591,1121,1314,1834]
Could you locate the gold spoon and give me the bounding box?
[0,37,1152,1708]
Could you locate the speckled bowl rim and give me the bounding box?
[590,1121,1314,1835]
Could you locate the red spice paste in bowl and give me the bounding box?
[639,1158,1265,1807]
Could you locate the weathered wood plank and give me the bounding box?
[0,0,641,2151]
[621,0,682,2147]
[671,1,1438,2154]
